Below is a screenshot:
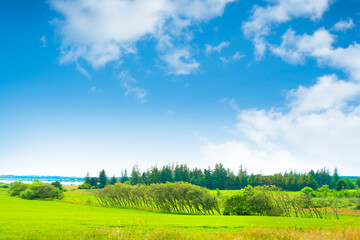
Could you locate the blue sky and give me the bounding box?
[1,0,360,176]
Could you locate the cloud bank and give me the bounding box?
[203,1,360,175]
[242,0,330,59]
[50,0,234,74]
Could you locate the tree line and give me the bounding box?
[79,164,359,191]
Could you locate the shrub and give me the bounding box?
[223,193,251,215]
[50,188,64,199]
[223,186,254,215]
[20,189,37,200]
[301,187,315,196]
[34,184,56,198]
[9,180,64,200]
[51,181,63,190]
[78,184,91,189]
[8,181,28,196]
[336,179,349,191]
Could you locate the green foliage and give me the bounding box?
[50,188,64,199]
[1,187,359,239]
[51,181,63,190]
[160,165,174,183]
[216,188,221,197]
[20,189,37,200]
[130,164,144,185]
[78,184,91,189]
[223,186,255,215]
[356,178,360,188]
[110,176,117,185]
[301,187,315,196]
[331,168,340,189]
[80,165,345,192]
[96,182,220,214]
[98,169,107,189]
[84,172,91,185]
[90,177,98,187]
[336,179,349,191]
[8,181,28,196]
[121,169,129,183]
[318,185,330,197]
[222,186,339,218]
[344,178,356,190]
[10,180,64,200]
[0,183,9,188]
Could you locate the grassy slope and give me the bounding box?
[1,189,360,239]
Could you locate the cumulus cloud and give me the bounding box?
[203,74,360,175]
[288,75,360,113]
[270,28,360,80]
[332,19,355,32]
[205,41,230,55]
[242,0,330,59]
[162,48,200,75]
[205,18,360,175]
[49,0,234,74]
[219,51,244,63]
[118,71,147,103]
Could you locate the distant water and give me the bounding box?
[0,179,83,185]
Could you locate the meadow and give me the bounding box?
[1,188,360,239]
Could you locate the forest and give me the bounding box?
[78,164,360,191]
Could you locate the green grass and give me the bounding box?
[1,188,359,239]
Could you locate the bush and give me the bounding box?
[35,184,57,198]
[20,189,37,200]
[50,188,64,199]
[336,179,349,191]
[51,181,63,190]
[301,187,315,197]
[8,181,28,196]
[223,186,254,215]
[9,180,64,200]
[78,184,91,189]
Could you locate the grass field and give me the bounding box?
[1,188,360,239]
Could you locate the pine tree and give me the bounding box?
[84,172,91,185]
[98,169,107,189]
[110,175,117,185]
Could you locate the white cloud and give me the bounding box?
[40,36,47,48]
[206,25,360,175]
[219,51,244,63]
[219,97,240,111]
[76,63,91,79]
[332,19,355,32]
[270,28,360,80]
[203,74,360,175]
[242,0,330,59]
[118,71,147,103]
[205,41,230,55]
[49,0,234,74]
[162,48,200,75]
[288,75,360,113]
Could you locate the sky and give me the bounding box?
[1,0,360,177]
